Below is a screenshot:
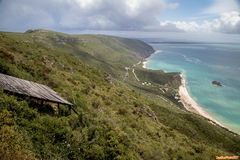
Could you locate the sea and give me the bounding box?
[144,41,240,134]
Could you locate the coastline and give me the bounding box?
[178,74,224,127]
[141,47,239,135]
[142,50,224,128]
[142,50,161,69]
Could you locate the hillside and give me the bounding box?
[0,29,239,160]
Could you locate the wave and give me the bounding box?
[206,64,240,73]
[181,54,202,64]
[154,50,162,54]
[209,64,231,70]
[165,46,206,50]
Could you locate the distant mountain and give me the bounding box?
[0,29,239,159]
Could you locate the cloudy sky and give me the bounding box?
[0,0,239,35]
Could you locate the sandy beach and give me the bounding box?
[178,74,224,127]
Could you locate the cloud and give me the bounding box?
[0,0,178,31]
[143,21,183,32]
[0,0,239,34]
[204,0,239,14]
[211,11,240,33]
[158,11,240,34]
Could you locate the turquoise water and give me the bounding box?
[145,42,240,133]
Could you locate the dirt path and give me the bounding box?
[123,61,141,81]
[132,68,140,81]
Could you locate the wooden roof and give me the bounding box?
[0,73,72,106]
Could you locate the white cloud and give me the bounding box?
[204,0,239,14]
[143,21,183,32]
[166,2,179,10]
[0,0,178,31]
[0,0,239,34]
[211,11,240,33]
[158,11,240,34]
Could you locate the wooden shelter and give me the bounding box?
[0,73,72,107]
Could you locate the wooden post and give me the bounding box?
[68,105,71,114]
[57,103,60,115]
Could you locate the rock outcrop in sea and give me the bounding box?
[212,80,222,87]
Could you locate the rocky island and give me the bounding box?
[212,80,223,87]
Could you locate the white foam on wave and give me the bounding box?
[181,54,202,64]
[142,50,162,68]
[152,50,162,55]
[168,46,206,50]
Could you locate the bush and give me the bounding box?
[0,91,38,123]
[118,108,128,115]
[26,116,72,159]
[0,126,35,160]
[92,98,103,109]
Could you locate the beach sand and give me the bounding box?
[178,74,224,127]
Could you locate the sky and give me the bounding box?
[0,0,239,37]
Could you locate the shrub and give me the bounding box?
[26,116,72,159]
[118,108,128,115]
[0,126,35,160]
[92,98,103,109]
[0,91,38,122]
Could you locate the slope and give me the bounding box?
[0,30,239,160]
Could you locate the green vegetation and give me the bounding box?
[0,29,239,159]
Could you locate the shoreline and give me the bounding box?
[178,74,225,127]
[142,49,239,135]
[142,50,224,127]
[142,50,161,69]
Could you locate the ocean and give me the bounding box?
[144,42,240,134]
